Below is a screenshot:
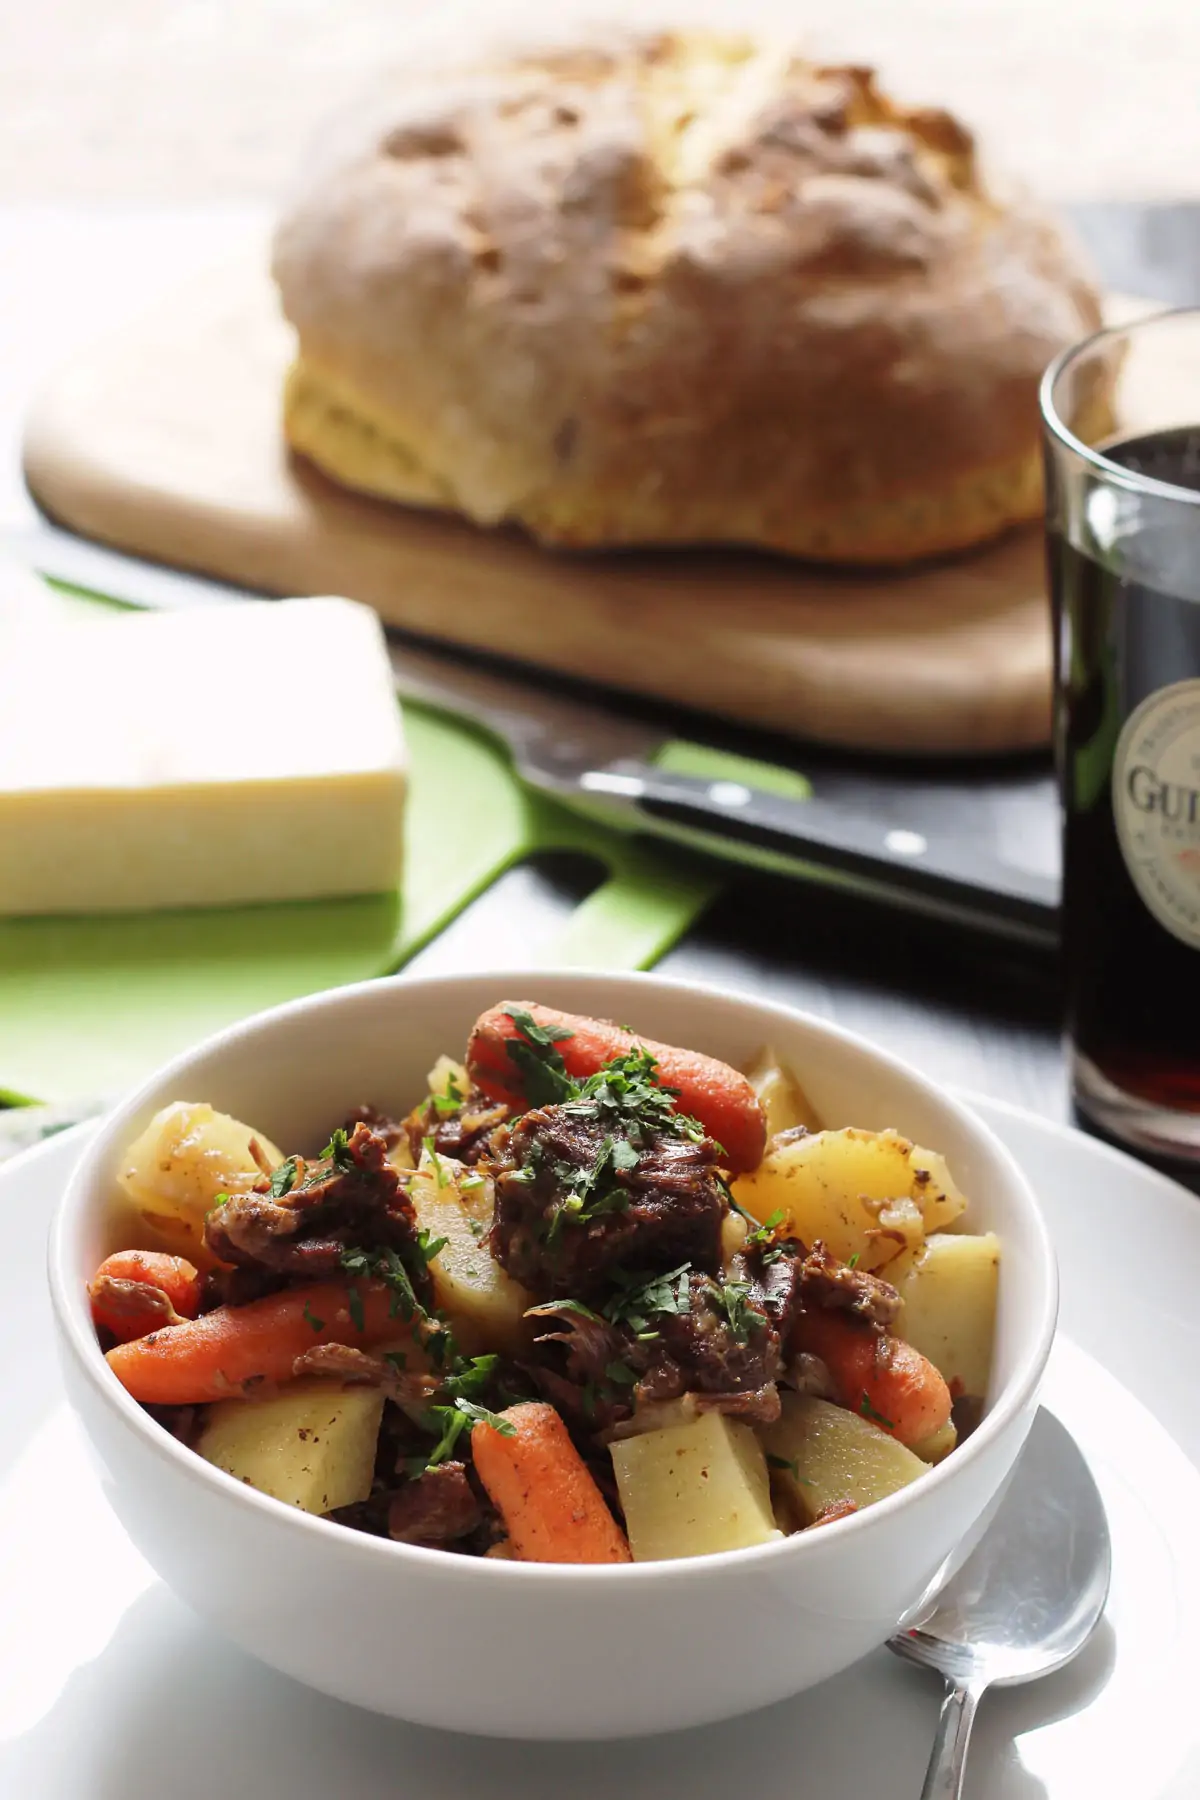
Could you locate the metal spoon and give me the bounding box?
[889,1406,1111,1800]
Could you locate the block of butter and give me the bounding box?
[0,596,407,915]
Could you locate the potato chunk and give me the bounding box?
[117,1101,283,1254]
[610,1412,783,1561]
[763,1393,927,1524]
[744,1046,820,1138]
[731,1126,967,1271]
[409,1156,533,1357]
[887,1231,1001,1399]
[198,1380,384,1514]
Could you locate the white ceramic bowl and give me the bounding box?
[49,971,1057,1740]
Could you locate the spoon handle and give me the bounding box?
[919,1677,985,1800]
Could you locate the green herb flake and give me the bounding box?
[302,1301,324,1333]
[416,1226,449,1265]
[346,1286,365,1334]
[712,1278,763,1346]
[604,1360,639,1387]
[765,1453,799,1478]
[422,1136,449,1189]
[860,1391,895,1430]
[603,1263,693,1337]
[502,1008,577,1107]
[846,1252,861,1271]
[320,1127,356,1173]
[466,1216,485,1239]
[267,1157,299,1199]
[431,1073,465,1115]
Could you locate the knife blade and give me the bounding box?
[385,636,1059,945]
[15,524,1060,945]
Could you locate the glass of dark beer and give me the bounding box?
[1042,307,1200,1160]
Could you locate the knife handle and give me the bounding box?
[581,766,1058,941]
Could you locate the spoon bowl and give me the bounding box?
[890,1406,1111,1795]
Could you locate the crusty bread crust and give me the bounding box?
[272,30,1103,565]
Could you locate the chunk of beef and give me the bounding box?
[201,1264,287,1311]
[204,1121,428,1295]
[635,1270,782,1406]
[386,1463,483,1545]
[488,1104,724,1297]
[522,1301,634,1434]
[742,1238,807,1341]
[796,1240,901,1330]
[291,1342,437,1406]
[342,1103,407,1153]
[404,1087,511,1168]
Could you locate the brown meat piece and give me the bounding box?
[404,1087,510,1168]
[635,1270,782,1405]
[692,1384,782,1425]
[522,1302,634,1435]
[342,1103,407,1153]
[488,1104,724,1297]
[797,1241,901,1329]
[743,1239,807,1341]
[291,1342,437,1406]
[386,1463,482,1544]
[202,1264,287,1310]
[204,1121,427,1292]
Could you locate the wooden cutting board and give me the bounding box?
[22,250,1107,756]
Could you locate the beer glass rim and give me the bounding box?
[1039,302,1200,510]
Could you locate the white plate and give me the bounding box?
[2,1099,1198,1798]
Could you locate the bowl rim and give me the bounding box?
[49,967,1059,1585]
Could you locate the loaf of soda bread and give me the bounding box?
[272,29,1103,565]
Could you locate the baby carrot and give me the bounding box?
[792,1309,952,1449]
[471,1402,631,1564]
[89,1250,203,1344]
[466,1002,767,1174]
[105,1279,416,1405]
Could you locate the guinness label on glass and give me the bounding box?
[1113,679,1200,950]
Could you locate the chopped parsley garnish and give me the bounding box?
[745,1208,787,1263]
[422,1136,450,1189]
[465,1216,485,1240]
[443,1354,501,1403]
[566,1048,704,1149]
[319,1127,357,1173]
[860,1391,895,1429]
[340,1244,420,1323]
[745,1209,786,1246]
[383,1349,407,1370]
[267,1157,299,1199]
[302,1301,324,1332]
[603,1263,692,1337]
[404,1397,515,1479]
[346,1285,365,1334]
[416,1226,448,1264]
[604,1360,638,1387]
[502,1007,577,1107]
[765,1452,799,1477]
[712,1278,762,1345]
[846,1251,861,1271]
[431,1072,465,1115]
